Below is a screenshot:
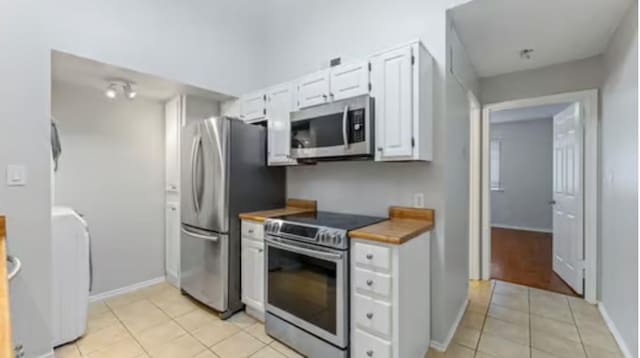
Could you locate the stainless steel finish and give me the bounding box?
[290,94,374,160]
[180,116,286,317]
[180,225,228,311]
[265,235,349,348]
[7,255,21,281]
[264,218,349,250]
[266,313,348,358]
[342,104,349,149]
[265,236,344,261]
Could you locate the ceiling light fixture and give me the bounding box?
[104,79,137,100]
[519,48,534,60]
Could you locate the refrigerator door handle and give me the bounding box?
[190,135,202,213]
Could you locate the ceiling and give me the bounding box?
[490,103,571,124]
[450,0,631,78]
[52,51,231,102]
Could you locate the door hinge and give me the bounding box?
[263,108,266,115]
[368,83,372,92]
[263,94,267,101]
[368,62,372,71]
[411,55,415,65]
[411,137,415,147]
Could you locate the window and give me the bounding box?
[490,139,503,191]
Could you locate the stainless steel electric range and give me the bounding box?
[263,211,386,358]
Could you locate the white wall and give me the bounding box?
[490,118,553,232]
[479,56,605,104]
[52,81,165,295]
[599,1,638,356]
[0,1,265,356]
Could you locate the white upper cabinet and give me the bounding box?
[370,41,433,161]
[240,92,267,121]
[296,69,331,108]
[329,62,370,101]
[266,83,297,166]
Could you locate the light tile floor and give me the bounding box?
[54,282,302,358]
[55,280,624,358]
[427,280,624,358]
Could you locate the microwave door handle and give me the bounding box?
[266,237,343,261]
[342,105,349,149]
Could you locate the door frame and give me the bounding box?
[478,89,598,303]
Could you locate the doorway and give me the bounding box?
[477,90,599,302]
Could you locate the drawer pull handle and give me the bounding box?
[248,229,254,234]
[367,350,374,357]
[366,279,374,286]
[366,253,373,260]
[366,312,374,319]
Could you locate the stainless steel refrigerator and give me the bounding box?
[180,116,285,319]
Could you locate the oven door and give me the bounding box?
[290,95,373,160]
[265,236,348,348]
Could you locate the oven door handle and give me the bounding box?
[342,104,349,149]
[266,237,344,261]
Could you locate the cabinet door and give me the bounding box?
[266,84,297,166]
[371,46,414,160]
[329,62,370,101]
[297,69,330,108]
[241,92,266,121]
[165,97,182,192]
[165,202,180,282]
[241,238,265,311]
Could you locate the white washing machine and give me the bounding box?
[52,206,90,347]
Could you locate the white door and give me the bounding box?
[552,103,584,294]
[329,62,369,101]
[165,97,182,192]
[165,202,180,283]
[266,84,297,166]
[297,69,330,108]
[241,238,265,311]
[370,46,414,160]
[241,92,266,121]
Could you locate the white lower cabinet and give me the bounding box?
[241,220,265,321]
[351,232,431,358]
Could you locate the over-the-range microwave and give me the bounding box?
[290,94,374,161]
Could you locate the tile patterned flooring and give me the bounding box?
[55,280,623,358]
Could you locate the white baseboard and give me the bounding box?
[165,272,180,288]
[598,303,633,358]
[491,224,552,234]
[430,299,469,352]
[89,276,166,302]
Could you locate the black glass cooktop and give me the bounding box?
[278,211,386,231]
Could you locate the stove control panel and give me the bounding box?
[264,219,348,250]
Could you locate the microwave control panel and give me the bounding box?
[349,108,366,143]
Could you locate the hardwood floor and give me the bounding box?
[491,227,579,297]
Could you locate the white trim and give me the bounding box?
[468,91,482,280]
[37,351,54,358]
[89,276,166,302]
[491,224,552,234]
[429,299,469,352]
[598,303,633,358]
[479,89,598,303]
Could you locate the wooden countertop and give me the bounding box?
[238,199,317,223]
[349,207,434,245]
[0,216,11,358]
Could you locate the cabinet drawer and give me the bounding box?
[354,268,392,299]
[354,329,392,358]
[241,221,264,241]
[354,294,392,337]
[354,242,391,271]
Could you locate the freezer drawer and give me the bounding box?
[180,225,228,312]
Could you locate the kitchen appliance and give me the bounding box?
[181,116,285,319]
[264,211,386,358]
[290,94,374,161]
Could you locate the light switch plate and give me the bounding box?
[6,164,27,186]
[413,192,425,208]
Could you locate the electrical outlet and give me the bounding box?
[413,193,425,208]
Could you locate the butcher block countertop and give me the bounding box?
[349,207,434,245]
[0,216,11,358]
[238,199,317,222]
